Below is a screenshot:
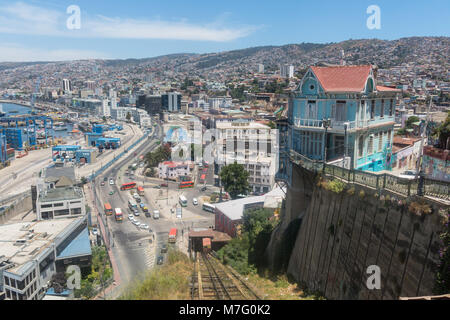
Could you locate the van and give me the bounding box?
[153,210,160,219]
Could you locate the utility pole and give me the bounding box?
[415,97,432,194]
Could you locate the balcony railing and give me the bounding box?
[288,149,449,203]
[293,118,356,130]
[293,116,394,130]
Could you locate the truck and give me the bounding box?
[153,210,160,219]
[168,228,177,243]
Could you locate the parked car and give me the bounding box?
[128,214,134,220]
[161,244,168,253]
[140,224,149,230]
[92,228,98,236]
[153,210,160,219]
[157,255,164,265]
[200,186,207,192]
[145,211,151,218]
[133,208,140,216]
[192,198,198,206]
[160,183,168,187]
[133,221,141,227]
[399,170,418,180]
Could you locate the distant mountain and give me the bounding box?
[93,37,449,73]
[0,37,448,75]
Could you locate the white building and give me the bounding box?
[101,99,111,117]
[36,187,86,220]
[280,65,294,78]
[158,161,194,180]
[0,217,91,300]
[258,64,265,73]
[215,121,279,194]
[208,97,232,110]
[62,79,72,93]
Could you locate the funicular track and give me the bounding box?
[190,252,261,300]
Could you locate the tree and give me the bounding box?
[432,111,450,149]
[219,162,250,200]
[102,116,107,122]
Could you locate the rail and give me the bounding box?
[191,252,260,300]
[290,149,449,202]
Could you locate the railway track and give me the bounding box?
[191,252,261,300]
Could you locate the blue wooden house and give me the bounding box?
[288,65,400,172]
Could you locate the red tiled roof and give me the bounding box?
[310,65,372,92]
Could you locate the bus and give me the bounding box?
[179,195,188,207]
[179,181,194,189]
[137,186,145,196]
[202,203,215,213]
[168,228,177,243]
[104,203,113,216]
[128,199,138,210]
[120,182,136,191]
[114,208,123,221]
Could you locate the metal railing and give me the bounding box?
[289,149,449,202]
[88,130,151,182]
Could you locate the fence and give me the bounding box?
[290,150,449,202]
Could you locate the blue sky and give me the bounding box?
[0,0,448,62]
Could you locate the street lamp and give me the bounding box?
[323,118,332,171]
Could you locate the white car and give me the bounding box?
[192,198,198,206]
[140,224,149,230]
[128,214,134,220]
[109,179,114,185]
[133,221,141,227]
[399,170,418,180]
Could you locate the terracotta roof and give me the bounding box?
[310,65,372,92]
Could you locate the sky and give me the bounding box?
[0,0,448,62]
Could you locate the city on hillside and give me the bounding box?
[0,1,448,306]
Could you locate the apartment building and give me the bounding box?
[215,120,279,194]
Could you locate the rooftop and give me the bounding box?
[310,65,372,93]
[39,186,84,203]
[0,217,85,275]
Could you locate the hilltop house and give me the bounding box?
[288,65,400,172]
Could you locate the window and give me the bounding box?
[370,100,376,119]
[307,101,317,119]
[389,99,394,116]
[334,101,346,122]
[368,136,374,155]
[387,130,392,146]
[5,277,10,286]
[53,203,64,207]
[40,204,52,209]
[380,100,384,118]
